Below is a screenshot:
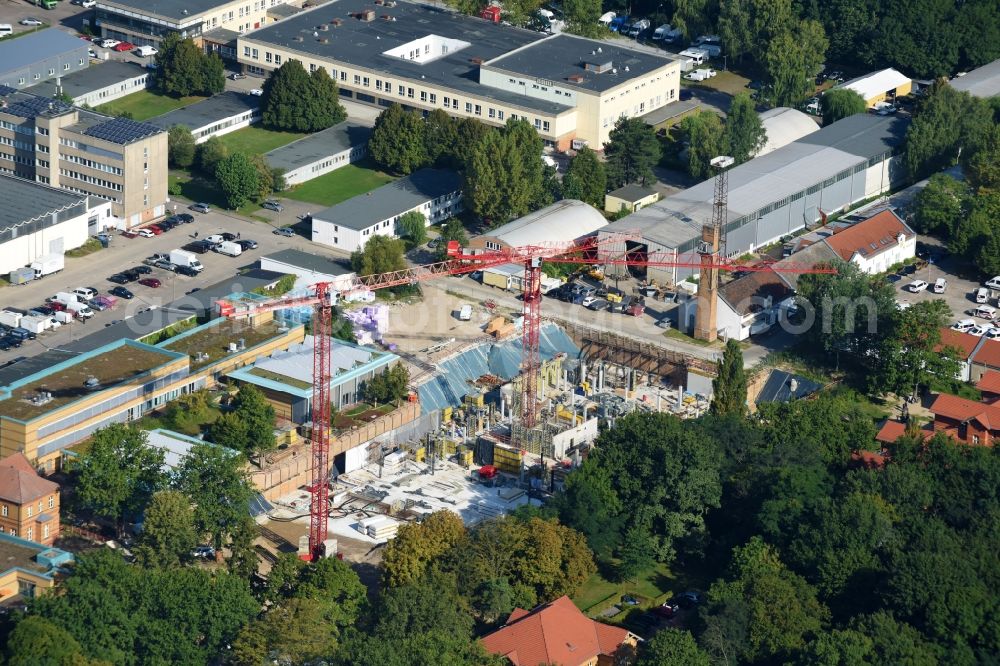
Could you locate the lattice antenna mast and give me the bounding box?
[711,155,734,257]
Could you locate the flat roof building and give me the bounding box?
[0,174,114,275]
[950,59,1000,98]
[265,121,372,186]
[259,249,356,290]
[0,87,168,227]
[28,61,151,108]
[600,113,909,285]
[228,335,399,421]
[237,0,681,149]
[0,531,73,604]
[0,29,91,92]
[604,184,659,214]
[311,168,462,252]
[94,0,296,48]
[148,91,261,143]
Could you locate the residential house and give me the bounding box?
[480,595,639,666]
[822,209,916,274]
[0,453,59,545]
[928,393,1000,447]
[936,327,983,383]
[970,337,1000,382]
[977,371,1000,404]
[678,269,792,341]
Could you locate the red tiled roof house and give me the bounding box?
[0,453,60,545]
[821,209,916,274]
[480,596,640,666]
[928,393,1000,447]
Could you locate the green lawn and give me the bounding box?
[168,173,262,217]
[285,159,397,207]
[218,126,308,155]
[95,90,207,121]
[573,563,675,615]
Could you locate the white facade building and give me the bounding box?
[0,175,113,275]
[311,169,463,253]
[265,122,372,186]
[822,208,916,274]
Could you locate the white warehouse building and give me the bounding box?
[600,114,909,286]
[311,169,463,253]
[0,174,113,275]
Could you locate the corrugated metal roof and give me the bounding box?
[416,324,579,413]
[838,68,911,101]
[950,58,1000,98]
[0,173,88,235]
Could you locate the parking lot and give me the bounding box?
[891,241,987,325]
[1,0,92,39]
[0,208,337,358]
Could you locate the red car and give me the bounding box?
[121,230,138,238]
[146,225,163,235]
[138,278,161,288]
[114,42,135,52]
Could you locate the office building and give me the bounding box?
[0,87,167,227]
[237,0,681,148]
[0,531,73,603]
[265,121,371,185]
[29,61,152,108]
[148,91,261,143]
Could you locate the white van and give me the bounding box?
[135,45,158,57]
[933,278,947,294]
[73,287,98,300]
[975,304,997,320]
[458,305,472,321]
[976,287,990,303]
[678,48,709,65]
[0,25,13,38]
[67,302,94,319]
[215,240,242,257]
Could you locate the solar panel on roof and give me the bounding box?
[83,116,162,144]
[0,85,16,97]
[3,96,72,119]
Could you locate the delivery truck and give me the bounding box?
[18,316,50,334]
[30,254,64,279]
[169,249,204,272]
[215,241,243,257]
[52,292,79,306]
[66,302,95,319]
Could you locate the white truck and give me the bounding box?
[215,241,243,257]
[169,249,204,272]
[66,302,95,319]
[0,310,22,328]
[30,254,64,279]
[19,315,51,334]
[52,292,79,306]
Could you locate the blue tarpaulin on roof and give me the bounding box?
[416,324,580,413]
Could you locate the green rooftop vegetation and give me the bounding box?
[0,346,176,420]
[95,90,207,121]
[162,319,287,371]
[284,159,396,207]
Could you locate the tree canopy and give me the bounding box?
[215,152,261,209]
[152,33,224,97]
[561,147,607,208]
[711,339,748,417]
[369,104,429,175]
[820,88,867,126]
[604,117,661,188]
[351,234,407,277]
[167,125,195,169]
[261,59,346,132]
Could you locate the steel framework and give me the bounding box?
[217,236,836,560]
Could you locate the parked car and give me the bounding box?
[152,260,175,271]
[262,200,283,212]
[580,295,599,307]
[585,298,608,311]
[907,280,928,293]
[273,227,295,237]
[676,591,701,609]
[969,324,990,337]
[986,276,1000,290]
[229,72,246,80]
[653,601,680,618]
[976,287,990,303]
[108,274,129,284]
[189,202,211,213]
[249,88,263,96]
[146,225,164,234]
[933,278,948,293]
[81,0,96,6]
[113,42,135,52]
[20,18,44,26]
[135,229,155,238]
[220,232,237,242]
[176,213,194,223]
[138,278,161,288]
[621,595,640,606]
[236,239,258,250]
[135,45,157,57]
[109,286,134,299]
[986,328,1000,341]
[175,265,199,277]
[952,318,976,332]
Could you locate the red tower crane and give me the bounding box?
[218,236,834,560]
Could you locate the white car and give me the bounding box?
[20,18,44,26]
[985,328,1000,340]
[952,318,976,332]
[975,304,997,320]
[81,0,96,6]
[969,324,990,337]
[135,45,158,56]
[99,39,120,49]
[907,280,928,293]
[986,276,1000,290]
[581,296,599,307]
[88,48,97,58]
[249,88,263,96]
[135,228,155,238]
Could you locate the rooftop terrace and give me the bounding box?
[0,343,180,421]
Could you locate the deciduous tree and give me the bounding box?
[725,93,767,164]
[604,117,660,188]
[215,152,260,209]
[563,0,604,37]
[820,88,867,126]
[381,510,467,587]
[351,234,407,277]
[679,110,725,180]
[153,33,223,96]
[397,210,428,246]
[231,384,276,461]
[173,442,255,550]
[261,59,345,132]
[369,103,428,174]
[167,125,195,168]
[561,147,607,207]
[636,629,710,666]
[196,136,229,176]
[134,490,198,568]
[72,423,166,533]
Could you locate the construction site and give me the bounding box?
[237,157,830,562]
